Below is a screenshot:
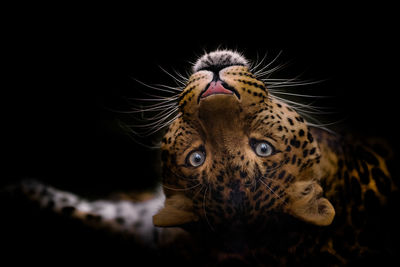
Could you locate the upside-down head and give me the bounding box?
[153,50,335,231]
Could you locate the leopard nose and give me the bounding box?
[200,64,231,75]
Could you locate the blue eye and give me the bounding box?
[250,139,274,157]
[187,151,205,167]
[256,143,272,156]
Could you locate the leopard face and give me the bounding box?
[153,50,335,231]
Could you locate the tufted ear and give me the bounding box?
[287,181,335,226]
[153,193,199,227]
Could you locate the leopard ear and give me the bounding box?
[287,181,335,226]
[153,193,199,227]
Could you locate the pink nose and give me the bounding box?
[201,81,233,98]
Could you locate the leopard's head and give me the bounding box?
[153,50,335,231]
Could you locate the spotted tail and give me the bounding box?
[11,179,168,247]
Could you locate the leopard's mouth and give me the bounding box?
[198,80,240,103]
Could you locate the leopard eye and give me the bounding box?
[187,151,206,167]
[251,140,274,157]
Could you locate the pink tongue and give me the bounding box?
[201,81,233,98]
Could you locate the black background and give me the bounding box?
[2,6,399,264]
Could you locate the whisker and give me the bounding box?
[125,103,178,113]
[127,118,178,137]
[203,186,215,231]
[159,66,187,86]
[250,51,269,73]
[133,79,181,94]
[267,81,326,90]
[263,78,295,81]
[263,162,284,173]
[142,114,181,136]
[163,168,200,182]
[139,106,178,119]
[258,179,282,199]
[256,61,290,78]
[253,50,283,76]
[269,95,320,110]
[129,96,179,102]
[172,68,189,83]
[162,183,202,192]
[251,176,258,192]
[266,78,320,86]
[193,184,206,199]
[298,113,342,134]
[263,70,306,83]
[269,91,331,98]
[130,111,178,128]
[119,123,162,150]
[293,109,337,115]
[132,89,180,99]
[269,95,332,114]
[139,110,178,124]
[153,83,183,92]
[306,119,345,128]
[133,121,176,137]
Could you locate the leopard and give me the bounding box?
[3,49,398,266]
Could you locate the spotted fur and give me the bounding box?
[16,180,165,246]
[156,57,335,230]
[154,50,397,264]
[6,50,398,265]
